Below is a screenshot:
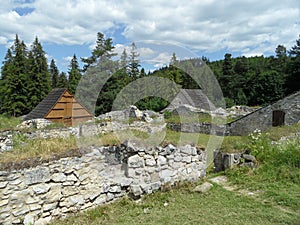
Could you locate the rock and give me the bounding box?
[157,156,167,166]
[242,154,257,163]
[32,184,51,195]
[128,155,144,168]
[129,105,143,119]
[193,182,213,193]
[23,213,35,225]
[209,176,228,185]
[130,185,143,196]
[17,118,53,129]
[24,167,50,185]
[142,112,153,123]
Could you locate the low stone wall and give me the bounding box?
[0,143,206,225]
[168,122,226,136]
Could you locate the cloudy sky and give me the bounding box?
[0,0,299,72]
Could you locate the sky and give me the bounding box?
[0,0,299,73]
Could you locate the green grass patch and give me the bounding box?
[50,182,299,225]
[0,114,21,131]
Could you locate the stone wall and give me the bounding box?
[227,92,300,136]
[168,122,226,136]
[0,143,206,225]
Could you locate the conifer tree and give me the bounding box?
[57,72,68,88]
[27,37,51,110]
[50,59,59,88]
[68,54,82,94]
[128,42,140,78]
[1,35,29,116]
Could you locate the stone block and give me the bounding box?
[32,184,50,195]
[128,155,145,168]
[51,173,67,182]
[0,181,8,189]
[157,156,167,166]
[145,155,156,166]
[130,185,142,196]
[94,194,107,205]
[24,167,50,185]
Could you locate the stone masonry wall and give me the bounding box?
[227,92,300,136]
[0,143,206,225]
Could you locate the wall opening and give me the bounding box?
[272,110,285,126]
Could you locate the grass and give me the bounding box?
[0,114,21,131]
[50,124,300,225]
[50,181,299,225]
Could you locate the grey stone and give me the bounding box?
[24,167,50,185]
[0,181,8,188]
[128,155,144,168]
[23,213,35,225]
[193,182,213,193]
[51,173,67,182]
[0,199,9,207]
[94,194,107,205]
[242,154,257,163]
[157,156,167,166]
[12,207,30,217]
[130,185,143,196]
[209,176,228,185]
[109,185,121,193]
[32,184,50,195]
[145,155,156,166]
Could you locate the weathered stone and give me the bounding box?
[61,186,79,197]
[51,173,67,182]
[0,199,9,207]
[209,176,228,185]
[107,193,114,201]
[182,156,192,163]
[44,185,62,203]
[128,155,144,168]
[24,213,35,225]
[144,155,156,166]
[12,206,30,217]
[66,173,78,182]
[29,204,42,211]
[157,156,167,166]
[130,185,143,196]
[94,194,107,205]
[32,184,50,195]
[43,203,57,212]
[24,167,50,185]
[193,182,213,193]
[69,195,84,205]
[0,212,10,220]
[109,185,121,193]
[34,216,52,225]
[242,154,257,163]
[9,179,22,185]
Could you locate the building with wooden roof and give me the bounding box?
[25,88,93,126]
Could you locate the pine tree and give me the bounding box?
[81,32,117,71]
[1,35,29,116]
[128,42,140,78]
[27,37,51,110]
[68,54,82,94]
[120,48,128,70]
[49,59,59,88]
[57,72,68,88]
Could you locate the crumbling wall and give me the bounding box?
[0,143,206,225]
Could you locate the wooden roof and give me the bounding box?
[25,88,68,120]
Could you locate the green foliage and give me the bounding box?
[68,54,81,94]
[0,115,21,131]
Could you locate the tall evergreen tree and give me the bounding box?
[120,48,128,70]
[1,35,29,116]
[57,72,68,88]
[68,54,82,94]
[81,32,117,71]
[128,42,140,79]
[49,59,59,88]
[27,36,51,110]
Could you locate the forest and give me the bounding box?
[0,33,299,117]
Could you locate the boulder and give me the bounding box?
[193,182,213,193]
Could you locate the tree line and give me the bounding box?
[0,33,299,117]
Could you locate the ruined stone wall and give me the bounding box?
[0,143,206,225]
[227,92,300,136]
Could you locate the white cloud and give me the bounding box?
[0,0,299,59]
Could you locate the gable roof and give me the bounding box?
[25,88,68,120]
[165,89,216,111]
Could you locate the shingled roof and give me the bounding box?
[25,88,68,120]
[164,89,215,111]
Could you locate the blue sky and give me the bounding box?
[0,0,299,74]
